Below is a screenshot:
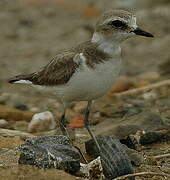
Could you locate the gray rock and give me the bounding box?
[85,135,134,179]
[18,135,80,174]
[139,131,170,145]
[96,111,166,139]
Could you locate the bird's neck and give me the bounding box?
[91,32,121,57]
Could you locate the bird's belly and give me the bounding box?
[55,60,121,102]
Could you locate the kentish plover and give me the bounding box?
[8,10,153,150]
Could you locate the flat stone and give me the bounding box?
[96,111,166,139]
[18,135,80,174]
[139,131,170,145]
[85,135,134,179]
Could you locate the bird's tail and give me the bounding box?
[8,75,32,84]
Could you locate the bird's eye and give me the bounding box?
[109,20,126,28]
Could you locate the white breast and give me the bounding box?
[53,56,121,103]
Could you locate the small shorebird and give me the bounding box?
[8,10,153,150]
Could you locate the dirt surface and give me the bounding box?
[0,0,170,179]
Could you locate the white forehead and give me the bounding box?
[103,15,137,28]
[129,16,137,28]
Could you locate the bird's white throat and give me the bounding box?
[91,32,121,57]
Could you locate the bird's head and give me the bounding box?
[93,10,154,44]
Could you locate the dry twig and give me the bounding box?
[153,153,170,160]
[0,128,35,138]
[114,79,170,97]
[113,171,170,179]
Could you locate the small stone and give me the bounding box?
[0,119,9,128]
[14,104,28,111]
[18,135,80,174]
[28,111,56,133]
[143,91,157,100]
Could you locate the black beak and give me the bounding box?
[132,27,154,37]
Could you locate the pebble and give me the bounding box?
[14,104,28,111]
[143,91,157,100]
[28,111,56,133]
[0,119,9,128]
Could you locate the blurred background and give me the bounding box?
[0,1,170,179]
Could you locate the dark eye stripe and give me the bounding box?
[109,20,126,28]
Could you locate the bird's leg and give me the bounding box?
[60,107,73,144]
[84,101,101,151]
[60,111,67,136]
[60,111,75,149]
[60,105,88,163]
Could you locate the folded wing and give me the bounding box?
[8,50,81,86]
